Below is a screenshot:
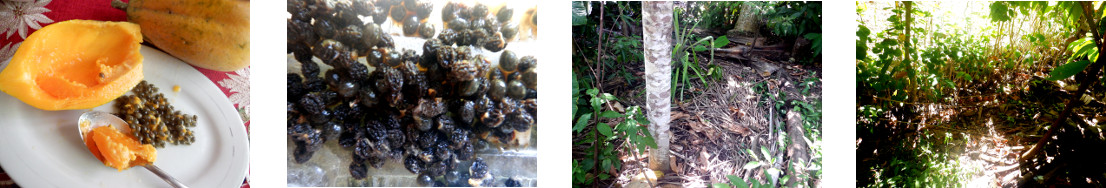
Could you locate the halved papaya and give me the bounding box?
[0,20,144,111]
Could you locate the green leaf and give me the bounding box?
[1068,38,1089,53]
[572,72,580,103]
[1099,18,1106,35]
[766,168,781,184]
[760,146,772,159]
[572,103,578,121]
[1068,2,1084,22]
[1046,60,1091,81]
[857,25,871,39]
[1075,40,1095,58]
[590,97,605,109]
[571,2,589,26]
[857,41,869,60]
[743,161,762,169]
[639,129,658,148]
[804,33,822,57]
[600,93,617,100]
[878,39,898,48]
[746,149,758,160]
[573,113,592,132]
[714,36,730,48]
[694,45,708,52]
[989,2,1011,22]
[597,123,614,137]
[599,110,622,118]
[1092,49,1100,62]
[727,175,748,188]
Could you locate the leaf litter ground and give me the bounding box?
[599,53,822,187]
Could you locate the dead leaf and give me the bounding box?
[691,111,719,140]
[672,111,690,120]
[625,168,658,188]
[605,79,625,87]
[611,101,625,113]
[670,156,680,175]
[687,121,703,133]
[730,107,745,119]
[659,184,683,188]
[699,149,711,173]
[724,123,751,136]
[893,71,908,79]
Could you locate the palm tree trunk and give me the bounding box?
[643,1,673,172]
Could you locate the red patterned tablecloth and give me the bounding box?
[0,0,250,187]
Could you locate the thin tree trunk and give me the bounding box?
[733,2,760,35]
[643,1,673,172]
[904,2,912,67]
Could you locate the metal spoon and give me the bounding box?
[78,111,189,188]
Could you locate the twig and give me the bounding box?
[592,3,605,188]
[624,137,656,187]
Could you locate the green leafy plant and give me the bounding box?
[571,3,656,184]
[572,84,657,186]
[712,146,814,188]
[672,6,728,101]
[698,1,743,30]
[571,1,589,26]
[743,146,782,186]
[712,175,752,188]
[761,2,821,38]
[1047,37,1097,81]
[610,34,644,82]
[762,2,823,63]
[803,33,822,58]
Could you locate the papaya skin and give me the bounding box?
[114,0,250,71]
[0,20,144,111]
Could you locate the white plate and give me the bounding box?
[0,46,249,188]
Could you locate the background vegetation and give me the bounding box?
[857,1,1106,187]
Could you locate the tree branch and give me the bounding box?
[1020,1,1106,166]
[593,3,605,187]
